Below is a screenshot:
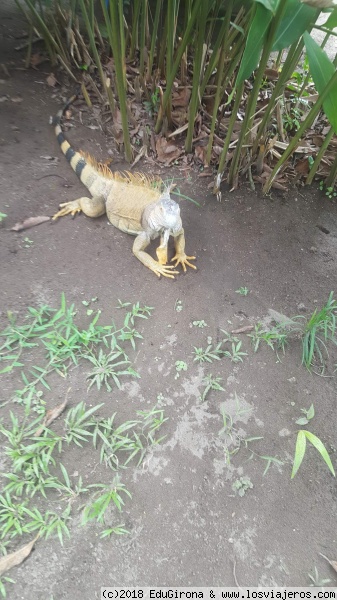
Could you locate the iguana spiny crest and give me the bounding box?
[51,95,196,278]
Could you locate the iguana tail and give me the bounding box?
[51,95,105,192]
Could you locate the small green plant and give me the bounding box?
[174,299,183,312]
[248,322,288,354]
[174,360,188,379]
[199,374,224,402]
[308,566,331,587]
[81,478,131,526]
[193,342,223,363]
[291,430,335,479]
[0,212,7,223]
[299,292,337,372]
[191,320,208,328]
[99,524,129,538]
[84,348,139,392]
[0,576,15,598]
[64,402,104,446]
[319,181,337,199]
[144,87,160,117]
[235,287,249,296]
[221,341,247,363]
[232,476,253,496]
[295,404,315,426]
[22,237,34,248]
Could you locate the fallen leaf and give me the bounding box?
[30,53,45,67]
[295,158,310,175]
[46,72,58,87]
[35,392,70,437]
[172,87,191,108]
[231,325,254,334]
[0,535,39,576]
[156,136,182,165]
[11,216,50,232]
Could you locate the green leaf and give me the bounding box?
[236,3,273,85]
[324,8,337,30]
[291,430,306,478]
[255,0,279,12]
[304,430,335,476]
[307,403,315,420]
[303,31,337,134]
[295,417,309,425]
[272,0,317,51]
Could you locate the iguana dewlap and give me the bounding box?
[51,95,196,278]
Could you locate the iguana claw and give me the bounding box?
[52,201,82,220]
[151,263,180,279]
[171,253,197,272]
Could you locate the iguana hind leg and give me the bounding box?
[133,232,179,279]
[52,196,106,220]
[171,229,197,272]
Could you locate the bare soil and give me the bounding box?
[1,3,337,598]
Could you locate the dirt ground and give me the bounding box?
[1,3,337,598]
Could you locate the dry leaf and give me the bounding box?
[172,87,191,108]
[46,72,57,87]
[0,535,39,576]
[35,392,70,437]
[11,216,50,232]
[295,158,310,175]
[232,325,254,334]
[156,136,182,165]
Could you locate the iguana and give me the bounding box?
[51,95,196,278]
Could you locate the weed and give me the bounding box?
[174,299,183,312]
[235,287,249,296]
[291,429,335,479]
[92,405,168,470]
[319,181,337,199]
[22,237,34,248]
[84,348,139,392]
[191,320,208,328]
[200,374,224,402]
[248,322,288,355]
[144,87,160,117]
[298,292,337,372]
[193,342,223,363]
[249,293,337,373]
[64,401,104,447]
[0,212,7,223]
[99,524,129,538]
[295,404,315,426]
[0,576,15,598]
[221,341,247,363]
[308,566,331,587]
[174,360,188,379]
[232,476,253,496]
[81,478,131,526]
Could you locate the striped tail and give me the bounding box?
[51,95,90,182]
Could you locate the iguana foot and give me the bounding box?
[52,200,82,220]
[156,245,168,265]
[171,253,197,272]
[150,263,180,279]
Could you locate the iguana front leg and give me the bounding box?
[156,230,170,265]
[133,232,179,278]
[171,228,196,272]
[52,196,106,220]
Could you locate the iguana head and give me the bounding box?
[142,186,182,235]
[155,187,181,229]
